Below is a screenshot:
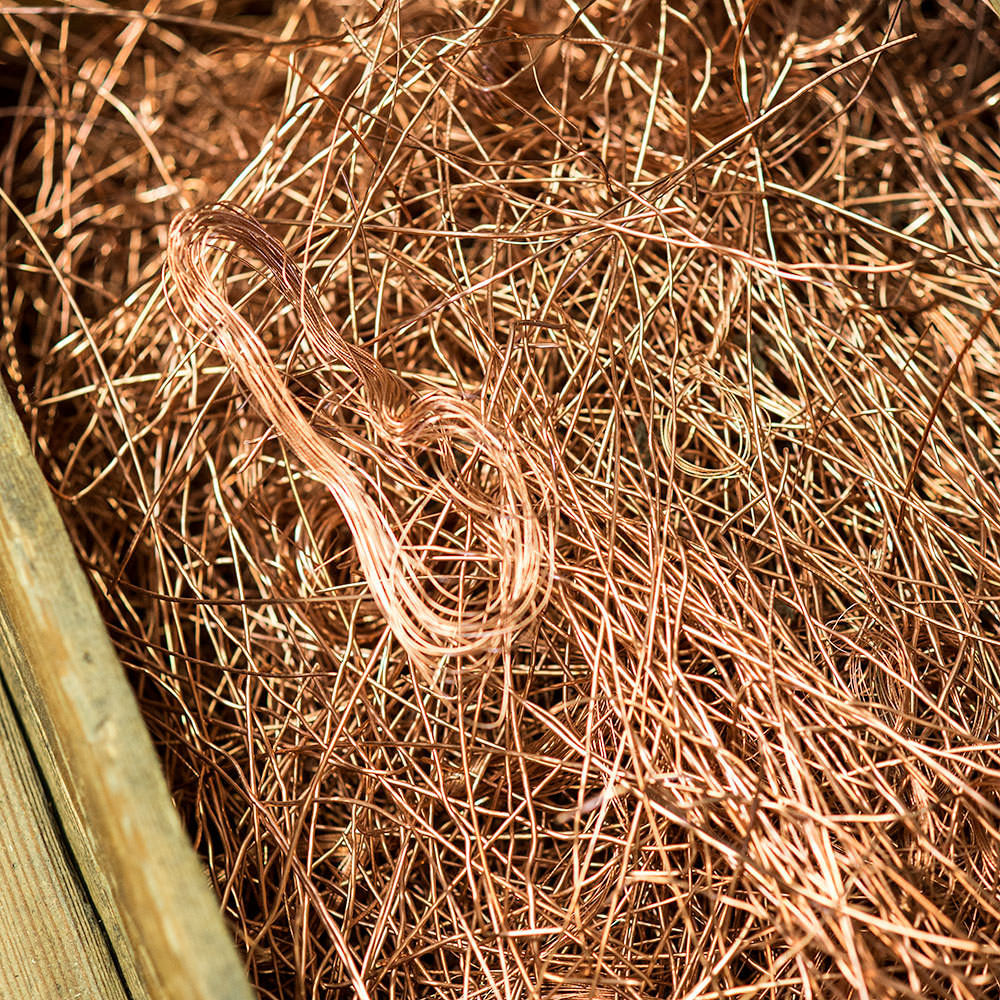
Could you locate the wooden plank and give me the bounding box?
[0,382,255,1000]
[0,601,129,1000]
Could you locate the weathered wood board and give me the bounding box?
[0,381,255,1000]
[0,600,128,1000]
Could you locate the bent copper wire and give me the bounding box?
[166,202,552,676]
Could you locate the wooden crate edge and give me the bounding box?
[0,382,254,1000]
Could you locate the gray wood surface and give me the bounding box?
[0,381,255,1000]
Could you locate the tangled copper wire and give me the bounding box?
[166,201,553,677]
[4,1,1000,998]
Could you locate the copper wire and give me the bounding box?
[4,1,1000,998]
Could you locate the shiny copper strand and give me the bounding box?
[4,1,1000,999]
[165,202,553,677]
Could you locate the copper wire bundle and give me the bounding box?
[166,201,553,676]
[4,1,1000,998]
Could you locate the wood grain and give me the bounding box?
[0,600,129,1000]
[0,382,255,1000]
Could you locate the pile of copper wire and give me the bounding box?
[4,1,1000,997]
